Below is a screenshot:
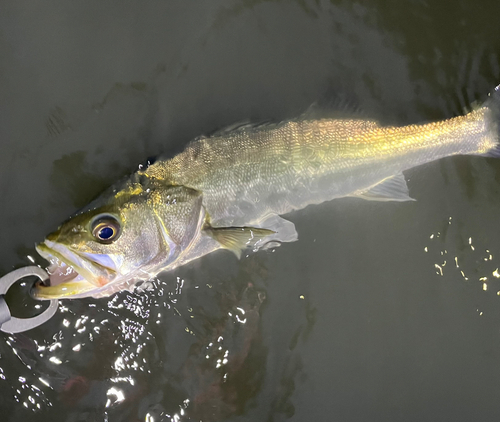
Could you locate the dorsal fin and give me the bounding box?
[208,92,373,138]
[298,88,370,120]
[209,119,285,137]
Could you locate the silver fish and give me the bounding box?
[34,88,500,298]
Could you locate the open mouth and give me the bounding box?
[45,257,84,285]
[34,241,116,299]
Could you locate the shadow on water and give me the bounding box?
[50,151,112,209]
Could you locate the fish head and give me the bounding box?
[33,176,205,299]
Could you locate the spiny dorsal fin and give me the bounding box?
[204,226,275,259]
[208,119,283,138]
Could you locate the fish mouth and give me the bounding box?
[34,240,117,299]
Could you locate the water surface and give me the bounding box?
[1,1,500,421]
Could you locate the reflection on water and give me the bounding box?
[425,214,500,297]
[1,255,272,421]
[2,0,500,421]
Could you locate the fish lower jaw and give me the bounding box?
[33,278,100,300]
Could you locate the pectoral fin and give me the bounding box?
[204,226,275,259]
[353,173,415,202]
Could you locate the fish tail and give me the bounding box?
[482,85,500,158]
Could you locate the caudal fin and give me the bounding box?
[483,85,500,158]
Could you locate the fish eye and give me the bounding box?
[91,214,121,243]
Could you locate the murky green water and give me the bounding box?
[1,0,500,420]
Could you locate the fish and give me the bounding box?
[33,87,500,299]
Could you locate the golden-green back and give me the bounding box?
[144,107,496,226]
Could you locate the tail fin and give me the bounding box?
[483,85,500,158]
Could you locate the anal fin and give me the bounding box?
[352,173,415,202]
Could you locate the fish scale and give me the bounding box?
[144,106,496,227]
